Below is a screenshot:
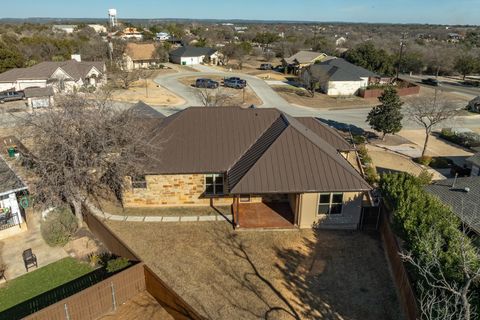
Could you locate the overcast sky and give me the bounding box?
[1,0,479,25]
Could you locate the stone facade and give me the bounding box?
[123,174,235,207]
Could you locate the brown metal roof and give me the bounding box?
[142,107,281,174]
[228,114,370,194]
[295,117,353,151]
[141,106,370,193]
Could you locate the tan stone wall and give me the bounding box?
[297,192,364,229]
[123,174,234,207]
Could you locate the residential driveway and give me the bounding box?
[106,221,403,320]
[399,130,474,165]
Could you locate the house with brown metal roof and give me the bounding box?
[0,57,106,93]
[124,105,371,230]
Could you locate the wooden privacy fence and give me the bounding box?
[24,262,146,320]
[379,204,418,320]
[84,211,140,261]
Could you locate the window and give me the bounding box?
[318,193,343,215]
[240,195,251,203]
[132,175,147,189]
[205,174,224,195]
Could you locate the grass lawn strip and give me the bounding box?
[0,257,93,311]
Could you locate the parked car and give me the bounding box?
[467,96,480,113]
[0,90,25,104]
[421,78,439,86]
[195,78,219,89]
[224,77,247,89]
[259,63,273,70]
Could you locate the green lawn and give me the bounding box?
[0,257,94,312]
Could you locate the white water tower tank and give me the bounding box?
[108,9,117,27]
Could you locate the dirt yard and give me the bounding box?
[106,221,403,320]
[367,145,425,177]
[99,291,173,320]
[273,86,378,109]
[179,76,262,107]
[111,70,184,106]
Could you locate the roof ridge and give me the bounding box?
[227,113,287,192]
[282,113,368,185]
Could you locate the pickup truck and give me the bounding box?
[224,77,247,89]
[0,90,25,104]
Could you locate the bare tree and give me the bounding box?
[195,88,234,107]
[16,93,152,226]
[110,68,141,89]
[406,93,458,157]
[401,228,480,320]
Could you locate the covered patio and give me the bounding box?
[233,201,296,229]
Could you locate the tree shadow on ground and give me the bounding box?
[316,118,365,136]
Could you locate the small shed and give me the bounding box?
[24,87,54,109]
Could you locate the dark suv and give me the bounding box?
[421,78,439,86]
[195,78,219,89]
[224,77,247,89]
[259,63,273,70]
[0,90,25,103]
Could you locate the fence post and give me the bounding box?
[64,303,70,320]
[111,282,117,311]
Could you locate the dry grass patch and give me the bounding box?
[96,199,231,217]
[111,78,184,106]
[273,86,377,109]
[106,221,403,320]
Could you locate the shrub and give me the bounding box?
[417,169,433,185]
[40,208,78,246]
[440,128,480,148]
[415,155,432,166]
[106,257,130,273]
[352,135,366,145]
[357,145,372,164]
[429,157,453,169]
[364,165,379,185]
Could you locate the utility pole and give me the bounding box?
[396,32,408,81]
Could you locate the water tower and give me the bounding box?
[108,9,117,27]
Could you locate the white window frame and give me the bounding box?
[205,174,224,196]
[318,192,344,215]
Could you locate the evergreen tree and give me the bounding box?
[367,86,403,140]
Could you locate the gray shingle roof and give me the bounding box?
[140,106,369,194]
[425,177,480,234]
[467,153,480,167]
[0,60,105,83]
[0,157,26,196]
[283,51,326,65]
[307,58,378,82]
[169,46,217,58]
[129,101,165,119]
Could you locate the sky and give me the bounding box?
[1,0,479,25]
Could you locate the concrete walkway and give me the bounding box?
[90,206,233,224]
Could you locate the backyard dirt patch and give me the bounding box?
[111,78,184,106]
[179,76,262,107]
[106,221,403,320]
[99,291,173,320]
[367,145,425,177]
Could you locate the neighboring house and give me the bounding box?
[169,46,219,66]
[53,25,76,34]
[123,43,162,71]
[281,51,328,74]
[0,155,28,240]
[425,177,480,234]
[88,24,108,34]
[0,59,106,93]
[24,87,54,109]
[467,96,480,113]
[155,32,171,41]
[335,36,347,47]
[301,58,378,96]
[119,27,143,40]
[123,106,371,230]
[467,152,480,176]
